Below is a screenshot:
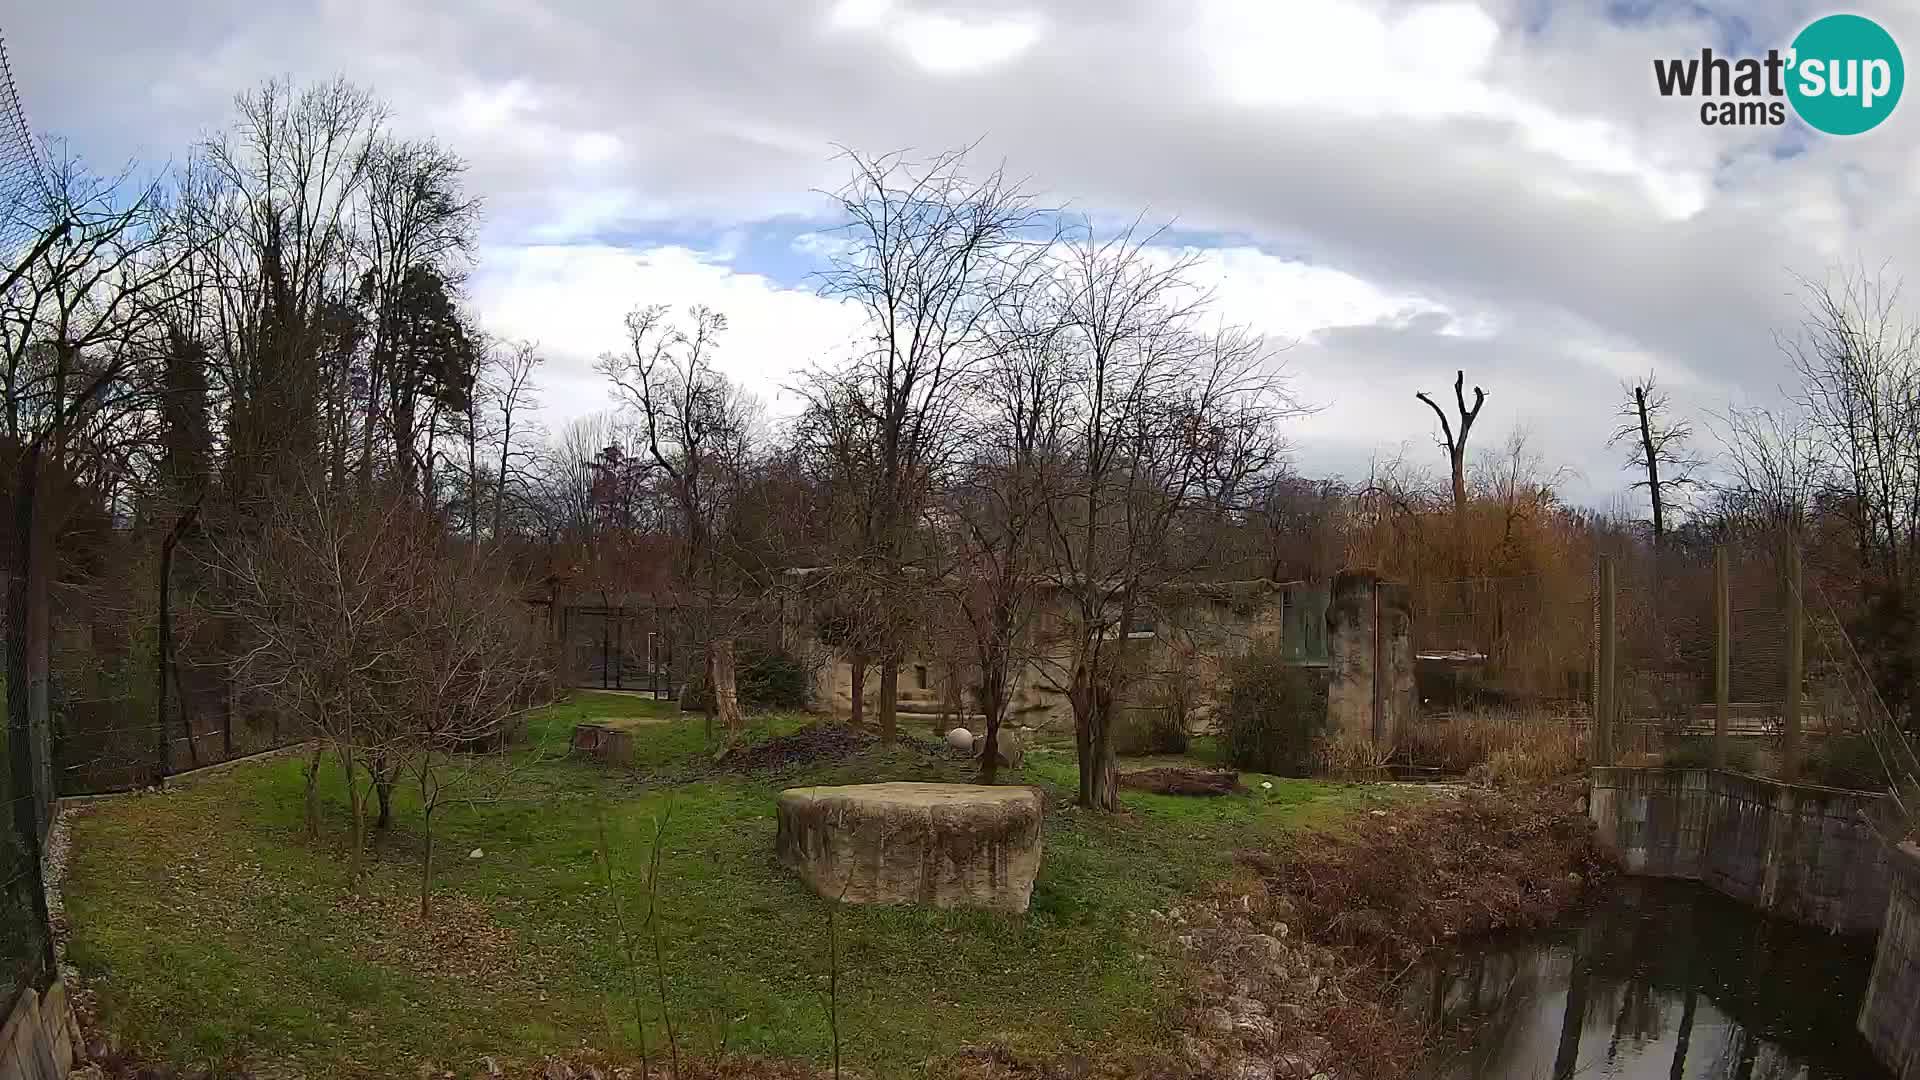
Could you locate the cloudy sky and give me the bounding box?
[11,0,1920,509]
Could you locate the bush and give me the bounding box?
[1660,737,1756,773]
[1113,707,1190,757]
[737,646,812,712]
[685,644,814,713]
[1219,650,1326,776]
[1803,735,1888,791]
[1407,711,1586,781]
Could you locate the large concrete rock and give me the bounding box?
[775,782,1044,913]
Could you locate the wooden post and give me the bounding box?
[1783,542,1804,780]
[1713,546,1730,770]
[1597,557,1617,767]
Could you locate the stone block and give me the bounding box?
[776,782,1044,912]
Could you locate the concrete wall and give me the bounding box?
[1588,767,1891,934]
[0,980,79,1080]
[1325,570,1414,747]
[1860,835,1920,1080]
[796,579,1325,738]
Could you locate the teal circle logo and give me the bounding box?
[1787,14,1903,135]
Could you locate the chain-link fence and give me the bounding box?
[0,21,54,1015]
[1409,574,1594,717]
[1405,538,1918,793]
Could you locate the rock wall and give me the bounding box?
[0,979,80,1080]
[1588,766,1890,933]
[1860,835,1920,1080]
[1325,570,1414,748]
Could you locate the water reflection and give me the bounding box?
[1409,880,1889,1080]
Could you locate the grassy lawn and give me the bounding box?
[63,693,1384,1078]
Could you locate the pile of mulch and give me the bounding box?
[718,723,877,772]
[1118,767,1242,796]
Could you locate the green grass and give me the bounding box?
[63,692,1381,1079]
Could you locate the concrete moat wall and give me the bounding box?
[1590,766,1920,1079]
[1588,766,1890,934]
[1860,836,1920,1080]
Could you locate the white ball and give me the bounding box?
[945,727,975,751]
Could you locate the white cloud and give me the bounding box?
[21,0,1920,505]
[895,12,1044,74]
[468,244,865,422]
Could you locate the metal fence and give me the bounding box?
[562,604,677,697]
[1407,541,1916,798]
[0,20,53,1015]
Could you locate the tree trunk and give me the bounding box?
[1635,386,1666,544]
[849,654,868,729]
[420,804,435,919]
[1071,666,1119,811]
[157,528,174,778]
[343,743,365,889]
[157,501,203,776]
[1089,704,1117,810]
[303,746,324,842]
[878,661,898,744]
[1450,447,1467,518]
[709,637,743,739]
[976,661,1005,786]
[373,756,396,830]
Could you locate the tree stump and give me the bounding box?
[775,782,1044,912]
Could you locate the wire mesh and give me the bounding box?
[0,28,49,264]
[1409,574,1594,717]
[0,24,54,1009]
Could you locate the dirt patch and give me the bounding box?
[1118,767,1241,796]
[720,724,877,771]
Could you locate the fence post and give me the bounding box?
[1714,545,1730,770]
[1597,556,1616,767]
[1783,541,1804,780]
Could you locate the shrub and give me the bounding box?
[1660,737,1756,773]
[737,645,813,712]
[1219,650,1326,777]
[685,644,815,713]
[1472,735,1582,787]
[1323,733,1392,780]
[1802,735,1888,792]
[1113,707,1190,757]
[1407,710,1586,781]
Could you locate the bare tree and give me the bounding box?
[202,78,384,498]
[1780,267,1920,582]
[486,339,544,538]
[2,150,191,833]
[205,480,542,889]
[1416,369,1487,517]
[937,312,1069,782]
[803,147,1051,743]
[1714,403,1822,542]
[1609,374,1701,544]
[357,136,480,495]
[1037,223,1295,810]
[597,305,758,741]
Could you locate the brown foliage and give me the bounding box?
[1241,782,1610,968]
